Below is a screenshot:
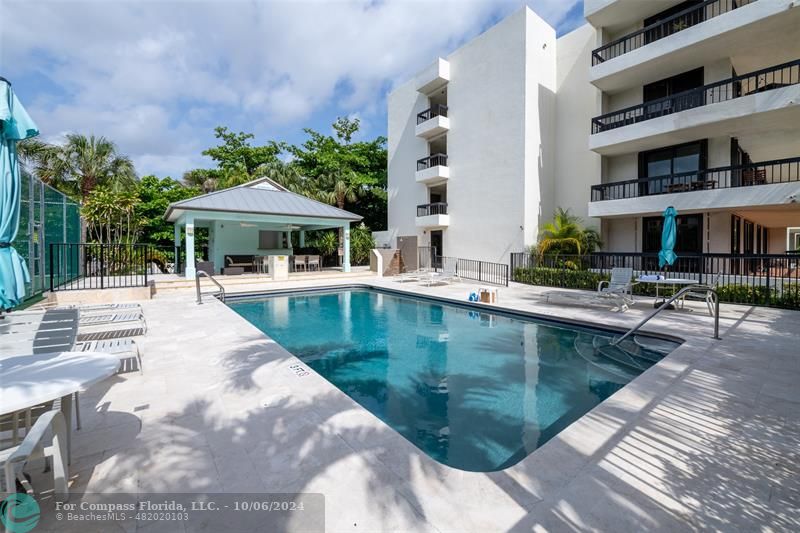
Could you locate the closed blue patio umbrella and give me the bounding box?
[0,78,39,309]
[658,206,678,270]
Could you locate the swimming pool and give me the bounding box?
[228,287,680,472]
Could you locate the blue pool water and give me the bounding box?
[228,288,679,472]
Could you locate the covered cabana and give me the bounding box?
[164,178,362,279]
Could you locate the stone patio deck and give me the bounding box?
[28,275,800,532]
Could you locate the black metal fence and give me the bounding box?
[591,58,800,133]
[510,252,800,309]
[414,247,509,286]
[416,104,448,124]
[416,202,448,217]
[417,153,449,171]
[591,0,755,65]
[591,156,800,201]
[49,243,184,291]
[445,257,509,286]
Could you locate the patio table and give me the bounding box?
[636,277,697,309]
[0,351,119,463]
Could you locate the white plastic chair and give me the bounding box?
[1,408,69,501]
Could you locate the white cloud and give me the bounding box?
[2,0,581,177]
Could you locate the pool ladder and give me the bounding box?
[195,271,226,304]
[611,285,720,346]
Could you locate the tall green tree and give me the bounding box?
[285,117,387,229]
[135,175,201,247]
[202,126,282,176]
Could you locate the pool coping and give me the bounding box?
[224,283,687,346]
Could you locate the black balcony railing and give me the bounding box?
[417,153,448,171]
[416,202,448,217]
[591,156,800,201]
[591,0,756,66]
[417,104,448,125]
[591,59,800,134]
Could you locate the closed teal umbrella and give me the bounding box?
[658,206,678,269]
[0,78,39,309]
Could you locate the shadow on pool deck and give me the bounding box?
[25,287,800,532]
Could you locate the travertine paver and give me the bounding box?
[25,275,800,532]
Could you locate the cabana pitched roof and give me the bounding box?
[164,177,362,222]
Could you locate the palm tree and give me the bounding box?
[315,171,359,210]
[21,134,136,203]
[20,134,136,245]
[537,208,601,257]
[182,168,219,193]
[312,171,360,266]
[256,161,313,196]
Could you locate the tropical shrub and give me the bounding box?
[350,224,376,266]
[313,231,339,258]
[535,207,602,258]
[513,267,608,290]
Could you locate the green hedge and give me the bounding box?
[512,267,800,309]
[513,267,608,290]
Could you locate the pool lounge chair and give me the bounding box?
[75,338,143,375]
[421,261,461,286]
[76,310,148,333]
[542,268,637,312]
[398,266,428,283]
[597,267,637,307]
[35,302,142,313]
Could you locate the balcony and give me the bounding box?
[416,58,450,94]
[415,105,449,139]
[590,59,800,154]
[589,0,798,93]
[588,156,800,217]
[415,202,449,228]
[592,0,754,66]
[416,154,449,185]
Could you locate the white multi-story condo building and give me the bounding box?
[382,1,800,266]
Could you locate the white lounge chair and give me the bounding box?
[37,302,142,313]
[421,261,461,286]
[598,267,637,307]
[542,267,637,312]
[398,266,428,283]
[75,337,143,375]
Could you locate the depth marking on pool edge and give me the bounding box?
[288,363,310,377]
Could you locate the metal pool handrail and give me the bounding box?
[612,285,720,345]
[196,271,225,304]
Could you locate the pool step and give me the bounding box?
[573,335,639,383]
[632,335,677,356]
[593,336,664,366]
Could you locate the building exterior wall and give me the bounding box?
[553,23,602,227]
[385,7,595,265]
[385,2,800,265]
[444,7,530,263]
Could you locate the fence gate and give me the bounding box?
[397,235,417,273]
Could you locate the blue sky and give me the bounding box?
[2,0,584,179]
